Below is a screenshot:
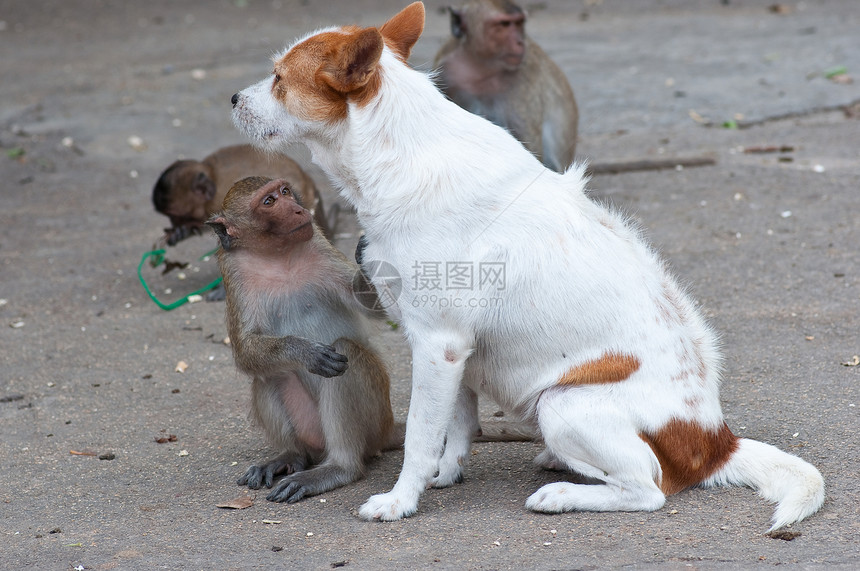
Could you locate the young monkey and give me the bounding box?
[209,176,533,502]
[208,176,395,503]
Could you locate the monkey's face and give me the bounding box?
[481,12,526,70]
[250,178,315,246]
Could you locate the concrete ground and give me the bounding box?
[1,0,859,569]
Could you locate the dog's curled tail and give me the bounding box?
[704,438,824,531]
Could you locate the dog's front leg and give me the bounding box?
[431,385,479,488]
[359,331,473,521]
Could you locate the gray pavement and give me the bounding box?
[1,1,859,569]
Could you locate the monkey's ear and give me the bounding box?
[206,216,234,250]
[322,28,384,93]
[192,172,217,202]
[380,1,425,61]
[448,7,465,39]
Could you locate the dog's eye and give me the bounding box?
[273,73,281,84]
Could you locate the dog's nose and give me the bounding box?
[231,93,239,107]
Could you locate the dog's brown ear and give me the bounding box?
[322,28,384,93]
[380,2,425,61]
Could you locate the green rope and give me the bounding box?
[138,248,223,311]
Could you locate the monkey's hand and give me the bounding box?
[355,234,368,265]
[235,335,348,378]
[204,283,226,302]
[164,224,202,247]
[304,341,349,377]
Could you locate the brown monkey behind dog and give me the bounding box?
[154,144,333,246]
[207,175,392,502]
[434,0,579,172]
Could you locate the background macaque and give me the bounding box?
[434,0,579,172]
[208,175,394,502]
[153,144,333,246]
[209,176,533,502]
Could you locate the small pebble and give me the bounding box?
[127,135,146,151]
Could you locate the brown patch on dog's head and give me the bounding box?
[272,27,383,123]
[557,352,641,386]
[269,3,426,123]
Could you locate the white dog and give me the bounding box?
[231,2,824,530]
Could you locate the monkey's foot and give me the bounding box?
[267,465,357,503]
[238,457,306,489]
[358,491,419,521]
[267,477,312,503]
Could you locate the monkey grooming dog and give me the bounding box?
[434,0,579,172]
[231,3,824,528]
[153,144,332,246]
[207,175,394,502]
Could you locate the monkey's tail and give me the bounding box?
[382,421,537,451]
[475,421,538,443]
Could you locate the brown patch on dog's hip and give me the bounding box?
[639,420,739,495]
[556,352,641,386]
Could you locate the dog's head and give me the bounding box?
[231,2,425,153]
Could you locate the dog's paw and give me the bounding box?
[525,482,574,513]
[358,491,418,521]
